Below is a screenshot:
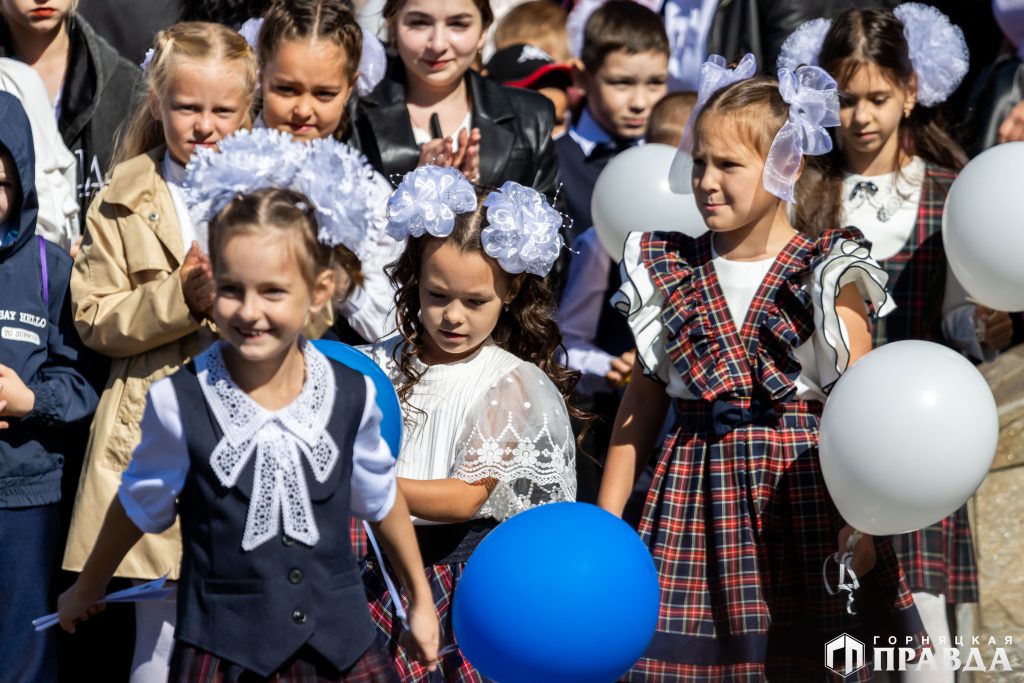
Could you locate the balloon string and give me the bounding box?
[364,521,459,657]
[822,551,860,615]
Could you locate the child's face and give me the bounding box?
[393,0,486,91]
[836,62,915,168]
[212,230,333,366]
[0,149,19,225]
[691,118,779,234]
[417,239,516,364]
[0,0,73,36]
[262,38,354,142]
[578,49,668,140]
[152,61,250,166]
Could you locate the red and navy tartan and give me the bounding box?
[361,559,489,683]
[625,230,925,682]
[870,164,978,606]
[168,641,398,683]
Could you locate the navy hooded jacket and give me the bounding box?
[0,92,99,508]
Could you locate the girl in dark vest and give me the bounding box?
[57,130,439,682]
[780,6,1013,671]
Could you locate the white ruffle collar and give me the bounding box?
[196,341,338,551]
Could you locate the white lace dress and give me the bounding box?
[363,336,576,524]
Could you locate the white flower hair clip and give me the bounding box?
[385,165,478,241]
[893,2,969,107]
[184,128,381,261]
[237,17,263,49]
[777,18,831,72]
[481,182,565,277]
[140,47,155,74]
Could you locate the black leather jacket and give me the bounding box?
[963,54,1024,156]
[346,60,561,199]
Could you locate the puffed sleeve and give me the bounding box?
[610,232,671,384]
[450,363,576,521]
[118,377,189,533]
[350,376,398,522]
[811,234,896,391]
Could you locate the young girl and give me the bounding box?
[56,138,441,680]
[254,0,402,346]
[596,57,925,681]
[362,165,578,681]
[0,0,138,219]
[63,22,255,683]
[781,5,1013,676]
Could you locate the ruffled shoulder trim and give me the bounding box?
[811,227,896,392]
[611,231,704,383]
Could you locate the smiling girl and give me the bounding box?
[597,57,926,680]
[347,0,560,197]
[62,22,255,683]
[361,165,578,681]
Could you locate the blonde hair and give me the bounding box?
[111,22,257,166]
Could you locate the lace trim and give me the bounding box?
[196,342,338,550]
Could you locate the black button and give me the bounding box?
[288,569,303,584]
[282,536,295,547]
[292,609,306,624]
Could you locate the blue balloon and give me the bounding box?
[311,340,401,458]
[453,502,660,683]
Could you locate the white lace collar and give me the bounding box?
[195,341,338,551]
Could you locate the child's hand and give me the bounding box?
[0,363,36,424]
[838,525,876,577]
[180,242,215,319]
[402,599,440,672]
[417,137,453,168]
[57,581,107,634]
[976,306,1013,350]
[606,349,637,388]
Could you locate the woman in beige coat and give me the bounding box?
[64,23,256,683]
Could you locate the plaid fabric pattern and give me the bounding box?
[624,232,924,682]
[168,641,398,683]
[362,560,489,683]
[871,164,978,605]
[351,518,368,560]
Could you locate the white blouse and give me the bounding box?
[118,342,398,550]
[614,232,894,402]
[162,154,197,258]
[841,157,993,362]
[364,336,576,524]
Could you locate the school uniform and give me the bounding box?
[614,228,925,681]
[118,341,399,681]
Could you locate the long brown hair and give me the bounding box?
[386,188,587,433]
[112,22,257,166]
[800,8,968,233]
[258,0,363,139]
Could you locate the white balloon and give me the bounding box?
[591,144,706,262]
[942,141,1024,311]
[818,341,998,535]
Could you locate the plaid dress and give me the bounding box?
[168,642,398,683]
[620,229,924,682]
[869,163,978,606]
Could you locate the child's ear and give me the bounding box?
[505,276,523,304]
[147,92,162,122]
[904,74,918,117]
[309,269,336,314]
[571,62,588,97]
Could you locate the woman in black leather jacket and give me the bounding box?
[346,0,560,199]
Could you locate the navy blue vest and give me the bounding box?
[169,358,375,676]
[555,134,615,242]
[595,264,635,360]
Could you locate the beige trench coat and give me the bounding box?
[63,148,213,580]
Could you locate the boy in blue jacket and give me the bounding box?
[0,92,99,682]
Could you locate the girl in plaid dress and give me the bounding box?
[361,166,578,682]
[780,7,1014,677]
[597,58,926,681]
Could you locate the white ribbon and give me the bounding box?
[823,530,864,615]
[199,343,339,552]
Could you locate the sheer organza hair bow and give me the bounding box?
[386,165,565,277]
[668,53,758,194]
[763,66,840,202]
